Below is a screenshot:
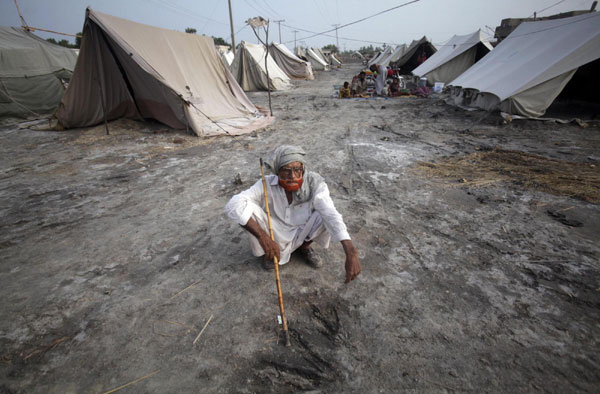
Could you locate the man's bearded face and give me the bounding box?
[278,161,304,192]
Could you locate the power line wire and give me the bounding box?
[262,0,283,19]
[281,23,399,46]
[434,12,599,48]
[145,0,228,26]
[200,0,221,32]
[291,0,421,42]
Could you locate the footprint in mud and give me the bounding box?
[243,294,352,393]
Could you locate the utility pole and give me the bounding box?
[228,0,236,57]
[293,30,298,51]
[332,24,340,50]
[273,19,285,43]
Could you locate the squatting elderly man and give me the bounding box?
[225,145,361,283]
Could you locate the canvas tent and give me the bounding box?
[269,42,314,80]
[412,30,492,85]
[353,51,365,60]
[306,48,329,71]
[368,46,393,66]
[315,48,329,65]
[231,41,292,91]
[377,44,407,67]
[216,45,234,66]
[0,26,78,118]
[295,46,307,60]
[57,8,271,137]
[222,51,234,66]
[329,53,342,66]
[448,12,600,117]
[391,36,437,74]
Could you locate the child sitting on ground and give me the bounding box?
[339,81,351,98]
[388,77,401,97]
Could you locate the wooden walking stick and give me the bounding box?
[260,158,291,347]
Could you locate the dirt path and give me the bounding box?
[1,64,599,393]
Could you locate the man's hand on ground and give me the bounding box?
[341,240,361,283]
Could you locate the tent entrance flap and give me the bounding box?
[98,24,187,129]
[57,20,138,128]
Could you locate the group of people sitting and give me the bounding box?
[339,63,431,99]
[338,71,369,98]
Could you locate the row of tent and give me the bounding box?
[371,11,600,117]
[3,7,597,132]
[0,6,337,130]
[218,41,341,92]
[0,8,328,135]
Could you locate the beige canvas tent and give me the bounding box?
[448,12,600,117]
[390,36,437,74]
[231,41,292,91]
[269,42,314,80]
[329,53,342,67]
[306,48,329,71]
[216,45,234,66]
[412,30,492,85]
[378,44,407,67]
[1,26,78,118]
[368,46,393,67]
[57,8,271,137]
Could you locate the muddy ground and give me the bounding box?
[1,64,599,393]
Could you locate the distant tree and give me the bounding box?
[358,45,374,56]
[358,45,382,57]
[46,37,78,48]
[75,32,82,48]
[212,36,230,46]
[322,44,339,53]
[185,27,197,34]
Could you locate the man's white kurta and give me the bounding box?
[225,175,350,264]
[375,64,386,95]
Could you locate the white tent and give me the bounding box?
[448,12,600,117]
[315,47,329,65]
[412,30,492,85]
[222,51,234,66]
[216,45,234,66]
[269,42,314,80]
[295,46,306,59]
[353,51,365,60]
[368,46,393,66]
[231,41,292,91]
[306,48,329,71]
[57,8,271,137]
[390,37,437,73]
[378,44,407,67]
[329,53,342,66]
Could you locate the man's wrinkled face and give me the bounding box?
[278,161,304,192]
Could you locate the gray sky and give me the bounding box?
[0,0,595,50]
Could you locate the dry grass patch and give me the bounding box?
[416,149,600,203]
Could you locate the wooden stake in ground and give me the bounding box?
[260,158,291,346]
